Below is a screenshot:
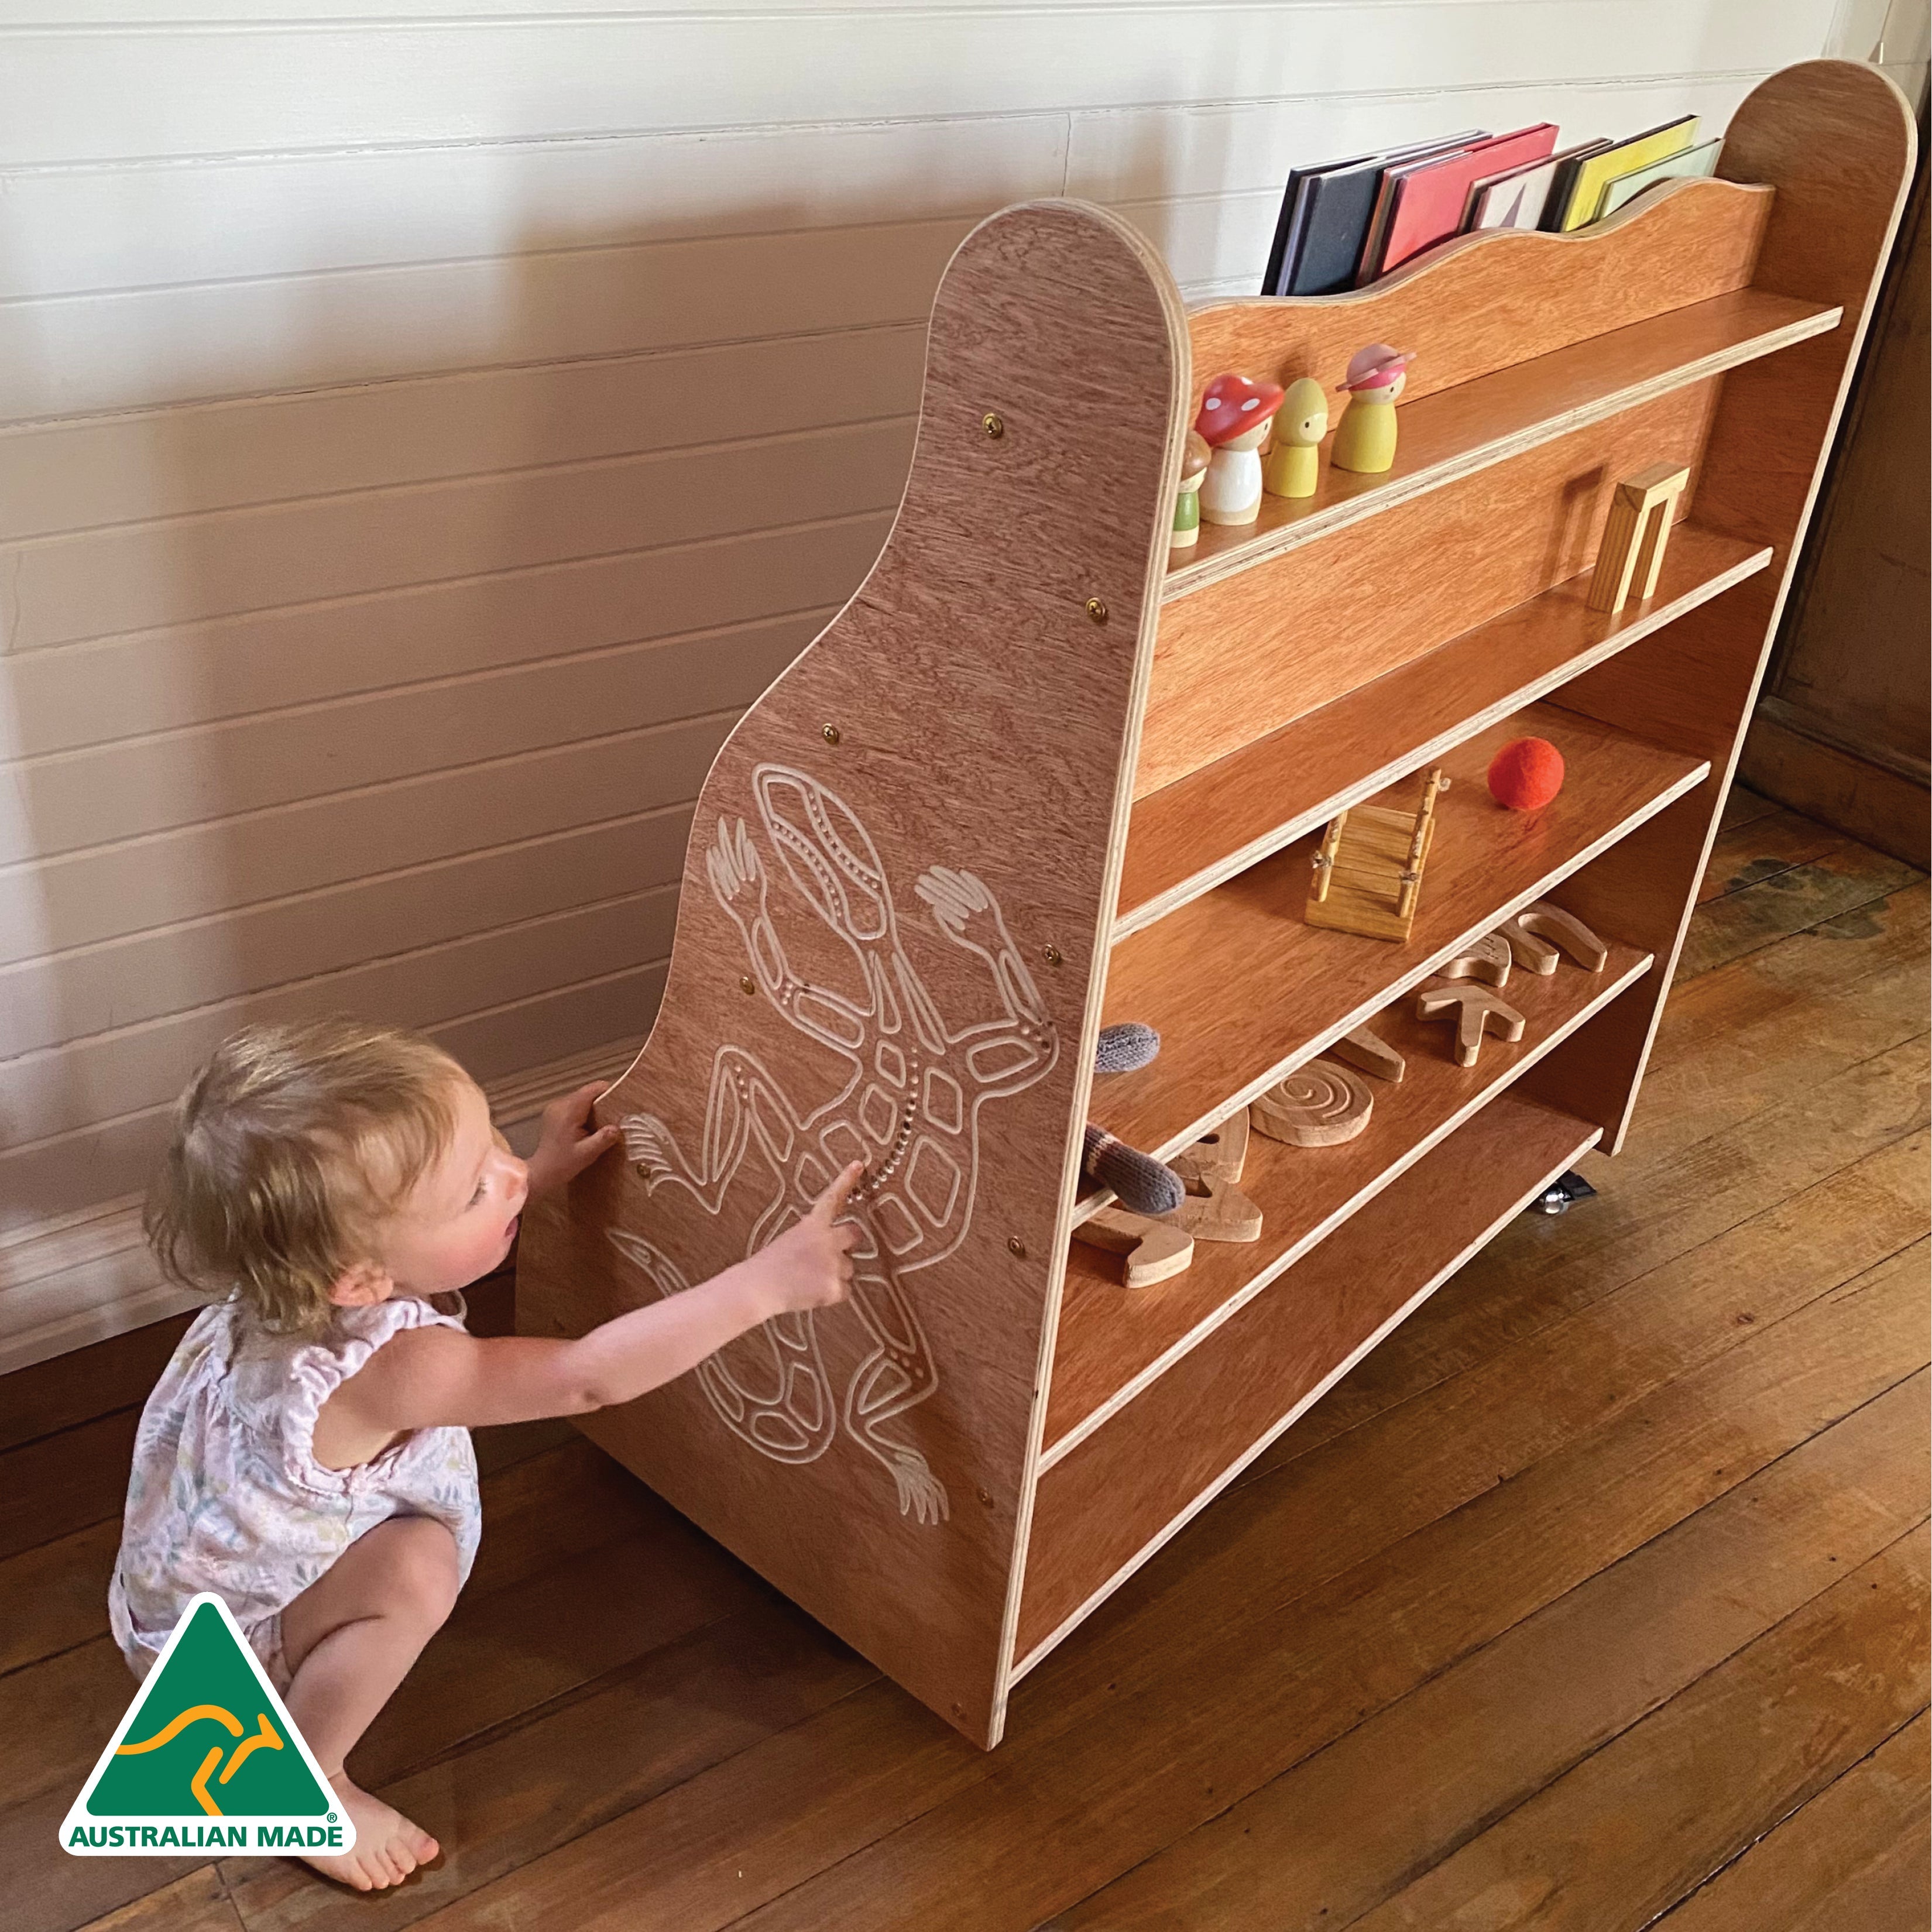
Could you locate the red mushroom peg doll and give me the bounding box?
[1332,344,1415,475]
[1261,376,1330,499]
[1196,372,1285,526]
[1171,430,1212,550]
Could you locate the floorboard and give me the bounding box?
[0,797,1921,1932]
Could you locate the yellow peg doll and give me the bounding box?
[1331,343,1415,475]
[1261,376,1330,498]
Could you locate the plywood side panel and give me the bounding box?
[1523,60,1919,1151]
[1138,387,1714,795]
[516,201,1188,1749]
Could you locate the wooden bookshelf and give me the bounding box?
[517,61,1918,1751]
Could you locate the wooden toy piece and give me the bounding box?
[1330,343,1415,475]
[1432,931,1513,989]
[1587,461,1692,613]
[1497,901,1610,975]
[1487,735,1566,810]
[1195,372,1286,526]
[1170,430,1211,550]
[1251,1058,1374,1146]
[1073,1207,1195,1289]
[1329,1024,1405,1084]
[1261,376,1329,499]
[1413,982,1528,1068]
[1304,766,1449,943]
[1169,1106,1249,1188]
[1170,1176,1264,1244]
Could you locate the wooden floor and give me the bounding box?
[5,786,1927,1932]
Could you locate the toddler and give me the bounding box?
[113,1015,859,1892]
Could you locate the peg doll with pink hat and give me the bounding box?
[1331,342,1415,475]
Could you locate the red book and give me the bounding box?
[1371,124,1560,277]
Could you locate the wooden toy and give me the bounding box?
[1414,982,1528,1067]
[1170,430,1211,550]
[1330,1024,1406,1084]
[1261,376,1330,498]
[1169,1105,1250,1189]
[1498,902,1610,974]
[509,67,1915,1753]
[1305,766,1450,942]
[1195,372,1286,526]
[1251,1059,1374,1145]
[1487,735,1567,809]
[1169,1110,1262,1243]
[1587,461,1692,613]
[1083,1123,1183,1213]
[1073,1207,1195,1288]
[1330,344,1415,474]
[1433,932,1514,987]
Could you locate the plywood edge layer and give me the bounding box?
[1116,535,1772,935]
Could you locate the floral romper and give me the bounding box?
[109,1293,481,1688]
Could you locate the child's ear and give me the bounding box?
[327,1261,393,1308]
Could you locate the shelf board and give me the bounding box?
[1045,937,1650,1463]
[1118,524,1769,937]
[1013,1089,1603,1678]
[1163,288,1838,602]
[1086,704,1707,1174]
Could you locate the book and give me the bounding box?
[1547,116,1698,231]
[1367,123,1561,277]
[1275,132,1486,296]
[1261,152,1377,296]
[1467,139,1610,232]
[1597,135,1725,217]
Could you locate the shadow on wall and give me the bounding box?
[0,139,1185,1238]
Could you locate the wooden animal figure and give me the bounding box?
[1171,430,1212,550]
[1169,1106,1250,1189]
[1168,1110,1262,1244]
[1415,983,1527,1068]
[1330,1024,1405,1084]
[1433,931,1513,988]
[1330,344,1415,475]
[1261,376,1329,499]
[1251,1059,1374,1145]
[1305,766,1449,943]
[1073,1206,1195,1288]
[1588,462,1691,613]
[1498,902,1609,974]
[1195,372,1286,526]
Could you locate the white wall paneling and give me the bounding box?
[0,0,1849,1364]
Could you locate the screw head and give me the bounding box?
[739,975,757,996]
[1007,1236,1027,1258]
[1085,596,1109,624]
[982,412,1005,439]
[1041,943,1063,967]
[976,1486,993,1507]
[822,723,841,745]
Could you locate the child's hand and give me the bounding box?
[525,1082,623,1199]
[749,1162,865,1316]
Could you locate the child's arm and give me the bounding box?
[325,1162,864,1441]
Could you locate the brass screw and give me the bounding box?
[1042,943,1063,967]
[634,1163,651,1180]
[1085,596,1109,624]
[982,412,1005,439]
[1007,1236,1027,1258]
[739,975,756,996]
[822,723,841,745]
[976,1486,993,1507]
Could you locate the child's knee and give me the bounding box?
[387,1517,462,1630]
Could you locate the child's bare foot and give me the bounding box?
[302,1773,440,1892]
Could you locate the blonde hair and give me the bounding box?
[146,1017,467,1335]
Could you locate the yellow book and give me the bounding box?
[1557,116,1698,231]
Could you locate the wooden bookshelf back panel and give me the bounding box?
[1093,703,1706,1162]
[1138,385,1717,797]
[1117,526,1770,934]
[1048,938,1650,1457]
[1185,175,1769,417]
[1013,1094,1601,1671]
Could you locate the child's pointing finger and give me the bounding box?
[814,1159,867,1223]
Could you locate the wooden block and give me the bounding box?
[1330,1025,1406,1085]
[1432,931,1513,988]
[1251,1060,1374,1145]
[1414,982,1528,1067]
[1499,901,1610,974]
[1587,462,1691,615]
[1170,1109,1251,1187]
[1073,1209,1197,1289]
[1171,1176,1264,1244]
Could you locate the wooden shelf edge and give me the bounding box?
[1117,531,1772,937]
[1010,1101,1603,1686]
[1044,946,1650,1466]
[1162,290,1838,603]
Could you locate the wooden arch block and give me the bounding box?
[1498,902,1610,975]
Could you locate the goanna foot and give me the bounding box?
[621,1113,680,1188]
[889,1450,950,1526]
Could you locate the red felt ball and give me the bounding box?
[1487,736,1566,811]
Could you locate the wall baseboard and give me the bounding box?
[1740,706,1930,870]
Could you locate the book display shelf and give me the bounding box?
[519,62,1917,1749]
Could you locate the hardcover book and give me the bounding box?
[1598,136,1725,217]
[1467,139,1610,232]
[1548,116,1698,231]
[1368,123,1561,277]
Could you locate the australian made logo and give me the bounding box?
[61,1594,352,1856]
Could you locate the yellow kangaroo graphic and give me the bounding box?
[114,1705,283,1817]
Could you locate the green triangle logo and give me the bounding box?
[61,1594,354,1857]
